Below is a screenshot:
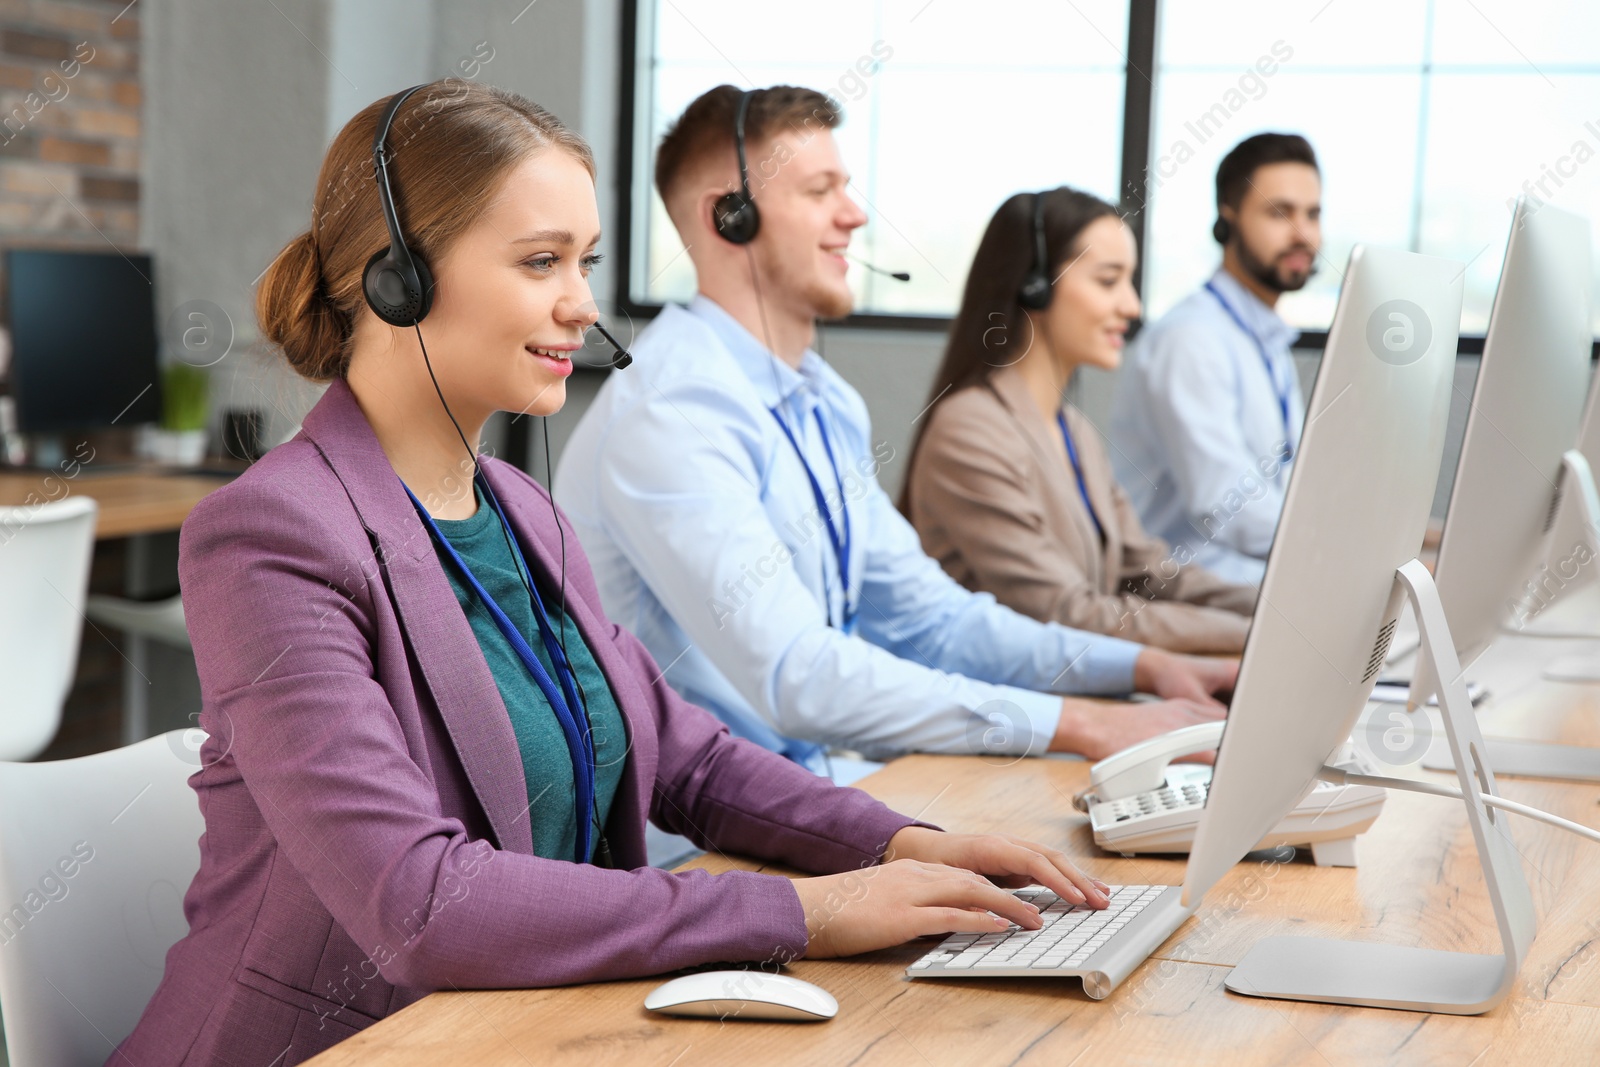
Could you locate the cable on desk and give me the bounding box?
[1317,765,1600,845]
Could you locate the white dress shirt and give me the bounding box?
[1107,268,1304,585]
[554,294,1143,772]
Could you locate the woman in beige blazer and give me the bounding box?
[903,187,1256,655]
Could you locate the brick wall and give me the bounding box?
[2,1,144,759]
[0,0,140,302]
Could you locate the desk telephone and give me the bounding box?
[1072,722,1387,867]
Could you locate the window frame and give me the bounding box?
[613,0,1585,357]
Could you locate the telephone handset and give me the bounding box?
[1078,721,1224,805]
[1072,723,1386,868]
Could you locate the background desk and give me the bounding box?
[302,623,1600,1067]
[0,465,239,539]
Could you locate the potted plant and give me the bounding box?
[143,362,210,464]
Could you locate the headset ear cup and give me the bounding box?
[363,247,434,326]
[1212,217,1230,245]
[1018,273,1052,311]
[713,192,759,245]
[1016,191,1053,310]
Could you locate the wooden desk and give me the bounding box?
[305,633,1600,1066]
[0,466,237,539]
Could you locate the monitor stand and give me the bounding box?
[1226,559,1535,1014]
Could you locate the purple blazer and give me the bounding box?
[114,378,923,1066]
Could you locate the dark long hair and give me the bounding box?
[900,186,1120,514]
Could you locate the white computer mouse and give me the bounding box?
[643,969,838,1021]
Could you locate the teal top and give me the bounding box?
[430,482,627,862]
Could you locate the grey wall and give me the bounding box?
[141,0,333,450]
[140,0,625,455]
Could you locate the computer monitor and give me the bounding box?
[5,249,163,435]
[1520,310,1600,622]
[913,245,1534,1010]
[1184,243,1464,908]
[1570,334,1600,497]
[1418,199,1594,683]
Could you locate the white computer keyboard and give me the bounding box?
[906,884,1189,998]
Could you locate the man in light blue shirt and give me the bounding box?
[1109,133,1322,585]
[556,85,1235,776]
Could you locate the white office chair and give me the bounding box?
[0,729,205,1067]
[0,497,97,761]
[83,595,189,745]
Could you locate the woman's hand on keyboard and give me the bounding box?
[793,858,1064,959]
[884,827,1110,909]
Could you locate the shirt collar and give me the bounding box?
[1207,267,1301,351]
[430,480,493,536]
[686,293,825,410]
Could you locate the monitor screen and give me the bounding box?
[1430,200,1594,669]
[5,249,163,435]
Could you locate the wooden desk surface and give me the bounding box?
[305,630,1600,1067]
[0,467,237,539]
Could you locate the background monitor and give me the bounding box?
[5,249,163,436]
[1185,244,1464,906]
[1531,282,1600,615]
[1571,326,1600,486]
[1426,200,1595,673]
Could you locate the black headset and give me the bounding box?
[364,86,435,326]
[710,86,913,292]
[1017,191,1053,310]
[712,89,761,245]
[1212,214,1232,245]
[362,84,632,367]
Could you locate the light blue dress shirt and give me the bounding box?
[1107,268,1305,585]
[553,294,1143,771]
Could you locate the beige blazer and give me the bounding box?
[907,366,1257,654]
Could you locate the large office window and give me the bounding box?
[1144,0,1600,335]
[624,0,1130,317]
[624,1,1600,337]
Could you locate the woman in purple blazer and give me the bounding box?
[114,81,1112,1065]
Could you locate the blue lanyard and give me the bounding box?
[768,404,856,632]
[1056,411,1105,544]
[1204,279,1294,462]
[403,477,596,864]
